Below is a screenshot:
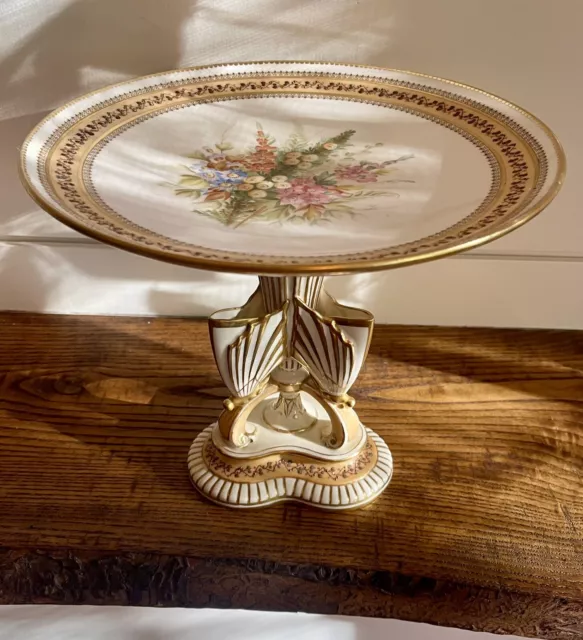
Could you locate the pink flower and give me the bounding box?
[278,177,336,209]
[335,165,378,183]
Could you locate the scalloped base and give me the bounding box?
[187,424,392,510]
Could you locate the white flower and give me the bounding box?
[249,189,268,199]
[257,181,273,189]
[302,154,319,162]
[285,152,302,159]
[244,176,265,184]
[298,162,312,169]
[283,158,300,166]
[272,175,289,182]
[274,182,291,190]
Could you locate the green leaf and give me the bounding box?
[313,171,337,186]
[325,203,353,213]
[306,129,356,155]
[284,132,309,152]
[263,199,287,214]
[179,175,209,189]
[186,151,207,160]
[175,188,201,198]
[326,129,356,146]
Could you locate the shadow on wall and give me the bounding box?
[0,112,54,235]
[1,0,396,120]
[0,0,397,315]
[0,242,258,317]
[0,0,197,235]
[1,0,397,230]
[0,0,196,117]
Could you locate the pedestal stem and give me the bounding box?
[259,276,323,433]
[191,273,390,509]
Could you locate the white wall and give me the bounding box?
[1,0,581,327]
[0,606,524,640]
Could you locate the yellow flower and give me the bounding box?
[272,175,289,182]
[323,142,337,150]
[274,182,291,190]
[298,162,312,170]
[249,189,268,198]
[302,154,318,162]
[244,176,265,184]
[237,183,254,191]
[283,158,300,166]
[257,181,273,189]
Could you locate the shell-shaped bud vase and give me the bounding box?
[209,288,287,400]
[292,292,373,400]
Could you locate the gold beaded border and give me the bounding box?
[19,63,564,275]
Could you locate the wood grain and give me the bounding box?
[0,312,582,638]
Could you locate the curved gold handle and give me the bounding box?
[218,383,278,447]
[302,385,361,449]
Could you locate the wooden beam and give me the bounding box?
[0,313,582,638]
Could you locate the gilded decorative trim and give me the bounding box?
[259,276,287,313]
[19,64,564,275]
[55,90,508,263]
[203,435,375,483]
[260,276,324,312]
[293,297,356,396]
[187,425,393,509]
[226,308,286,398]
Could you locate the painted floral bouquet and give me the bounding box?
[173,126,413,228]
